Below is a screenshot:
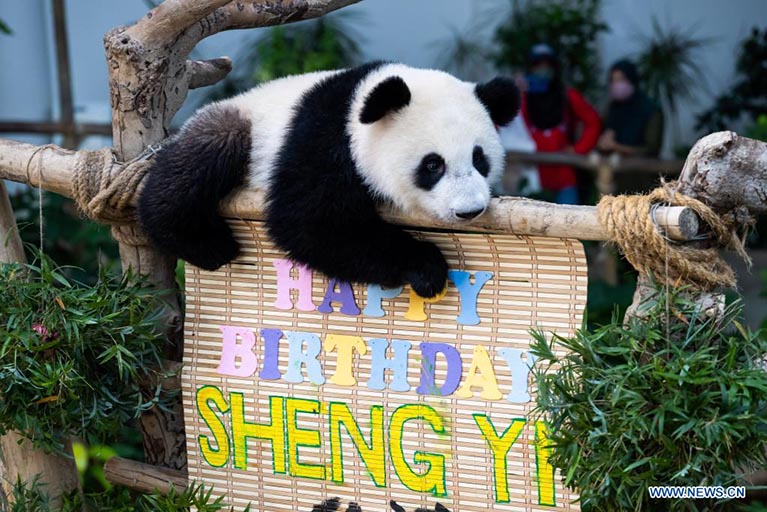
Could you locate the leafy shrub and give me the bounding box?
[531,289,767,511]
[0,253,170,454]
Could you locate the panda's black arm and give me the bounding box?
[265,205,448,299]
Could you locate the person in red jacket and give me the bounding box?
[520,44,601,204]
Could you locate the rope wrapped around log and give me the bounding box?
[597,184,750,291]
[68,147,749,290]
[72,147,151,225]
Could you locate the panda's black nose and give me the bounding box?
[455,208,485,220]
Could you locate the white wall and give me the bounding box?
[0,0,765,153]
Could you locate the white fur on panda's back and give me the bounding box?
[223,69,342,189]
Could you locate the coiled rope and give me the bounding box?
[597,183,750,291]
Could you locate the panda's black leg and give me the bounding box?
[137,103,251,271]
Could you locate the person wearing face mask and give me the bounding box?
[520,43,601,205]
[598,59,664,157]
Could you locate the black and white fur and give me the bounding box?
[137,62,518,298]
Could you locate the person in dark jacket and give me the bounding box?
[598,59,664,157]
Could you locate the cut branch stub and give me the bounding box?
[677,131,767,215]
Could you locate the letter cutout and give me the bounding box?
[216,325,257,377]
[324,334,367,386]
[448,270,492,325]
[318,279,361,316]
[283,331,326,385]
[455,345,503,400]
[497,348,536,403]
[417,342,462,396]
[404,285,448,321]
[259,328,282,380]
[273,259,315,311]
[366,339,411,392]
[363,284,403,317]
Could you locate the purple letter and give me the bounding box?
[417,342,463,396]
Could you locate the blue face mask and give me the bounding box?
[526,73,551,93]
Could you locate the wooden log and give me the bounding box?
[0,138,702,242]
[103,456,187,495]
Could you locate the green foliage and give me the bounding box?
[0,252,171,454]
[531,289,767,511]
[745,114,767,142]
[1,479,247,512]
[208,13,362,101]
[0,18,11,35]
[493,0,608,97]
[636,18,709,114]
[10,188,119,283]
[0,477,51,512]
[698,27,767,132]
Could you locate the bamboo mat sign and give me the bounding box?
[182,219,586,511]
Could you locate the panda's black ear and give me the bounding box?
[360,76,411,124]
[475,77,520,127]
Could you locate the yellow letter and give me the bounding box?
[329,402,385,487]
[390,405,447,497]
[535,420,556,506]
[196,386,230,468]
[473,415,525,503]
[324,334,367,386]
[231,393,286,473]
[404,284,448,321]
[286,398,325,480]
[455,345,503,400]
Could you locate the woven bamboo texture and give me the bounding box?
[182,219,587,511]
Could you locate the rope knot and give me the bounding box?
[72,147,153,225]
[597,184,749,291]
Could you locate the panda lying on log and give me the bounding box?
[137,62,519,298]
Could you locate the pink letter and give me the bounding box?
[272,259,315,311]
[216,325,258,377]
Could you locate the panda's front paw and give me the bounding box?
[405,241,448,298]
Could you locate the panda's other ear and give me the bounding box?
[475,77,520,126]
[360,76,411,124]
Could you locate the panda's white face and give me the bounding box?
[349,65,513,223]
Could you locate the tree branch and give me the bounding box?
[187,57,232,89]
[125,0,232,47]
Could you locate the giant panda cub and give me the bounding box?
[137,62,519,298]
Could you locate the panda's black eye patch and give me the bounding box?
[415,153,446,190]
[473,145,490,177]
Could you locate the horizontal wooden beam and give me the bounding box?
[0,138,700,242]
[506,150,684,174]
[103,456,187,495]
